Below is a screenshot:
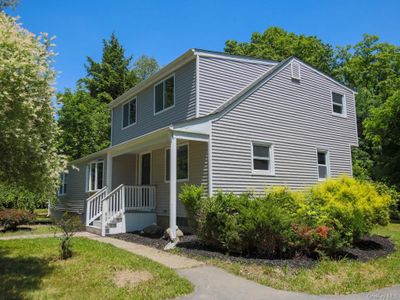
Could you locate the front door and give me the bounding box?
[140,153,151,185]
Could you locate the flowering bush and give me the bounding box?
[0,209,35,231]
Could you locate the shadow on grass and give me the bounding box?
[0,248,54,300]
[0,227,33,234]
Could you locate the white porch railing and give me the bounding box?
[86,186,108,226]
[125,185,156,211]
[85,185,156,236]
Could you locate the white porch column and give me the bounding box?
[169,134,177,240]
[106,152,113,192]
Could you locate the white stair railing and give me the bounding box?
[125,185,156,210]
[86,186,108,226]
[101,184,125,236]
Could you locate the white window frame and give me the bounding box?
[121,97,137,129]
[165,143,189,182]
[316,149,330,181]
[86,160,105,192]
[58,172,67,196]
[331,90,347,118]
[154,74,175,115]
[251,141,275,176]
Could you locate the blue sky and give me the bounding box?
[7,0,400,93]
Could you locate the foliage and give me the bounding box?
[0,209,35,231]
[79,33,137,103]
[133,55,160,81]
[56,212,83,259]
[179,184,204,232]
[57,88,110,160]
[0,0,19,10]
[364,91,400,188]
[0,182,48,211]
[58,33,159,160]
[0,12,66,202]
[225,27,335,74]
[180,176,393,257]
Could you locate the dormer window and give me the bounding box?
[122,97,136,128]
[332,92,346,117]
[154,75,175,114]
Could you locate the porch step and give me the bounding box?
[93,220,102,228]
[86,225,102,235]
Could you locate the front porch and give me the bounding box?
[85,123,210,237]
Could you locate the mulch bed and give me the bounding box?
[113,232,395,269]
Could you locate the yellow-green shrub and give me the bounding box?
[298,176,392,247]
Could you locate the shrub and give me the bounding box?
[180,176,394,258]
[0,209,35,231]
[0,182,48,211]
[56,212,83,259]
[299,176,393,249]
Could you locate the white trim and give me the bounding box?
[106,152,113,190]
[165,143,189,183]
[331,90,347,118]
[86,159,105,192]
[169,134,177,239]
[194,50,277,66]
[195,54,200,118]
[351,91,359,146]
[316,149,330,181]
[139,151,152,185]
[121,97,137,129]
[153,74,176,115]
[111,108,114,145]
[251,141,275,176]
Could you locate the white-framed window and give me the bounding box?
[251,142,274,175]
[86,160,104,192]
[165,144,189,182]
[58,173,67,196]
[122,97,137,128]
[331,91,346,117]
[154,75,175,114]
[317,150,330,180]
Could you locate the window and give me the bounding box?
[252,142,274,175]
[87,160,104,191]
[122,98,136,128]
[317,150,329,180]
[165,144,189,181]
[58,173,67,196]
[332,92,345,116]
[154,75,175,114]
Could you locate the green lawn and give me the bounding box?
[179,223,400,295]
[0,224,60,237]
[0,237,193,299]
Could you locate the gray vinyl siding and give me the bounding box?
[111,154,136,189]
[112,60,197,145]
[211,62,357,192]
[151,141,208,217]
[56,154,107,213]
[198,56,274,116]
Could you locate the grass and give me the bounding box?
[177,223,400,295]
[0,237,193,300]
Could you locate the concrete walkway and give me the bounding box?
[2,232,400,300]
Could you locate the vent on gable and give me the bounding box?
[291,61,301,80]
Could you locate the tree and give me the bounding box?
[0,0,19,10]
[364,91,400,187]
[225,27,335,75]
[335,35,400,185]
[133,55,160,81]
[57,88,110,160]
[79,33,138,104]
[0,12,65,204]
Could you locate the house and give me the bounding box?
[54,49,358,238]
